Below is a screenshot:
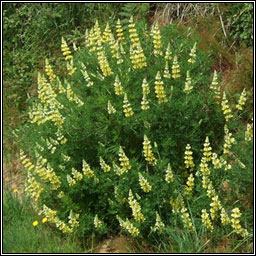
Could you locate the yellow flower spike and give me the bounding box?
[152,22,163,56]
[165,163,174,183]
[102,22,111,43]
[99,157,111,172]
[231,208,248,237]
[180,207,194,231]
[113,162,125,176]
[80,62,94,87]
[210,70,218,90]
[203,136,212,162]
[154,71,168,104]
[128,189,145,222]
[73,42,78,51]
[119,146,131,172]
[72,168,83,181]
[33,221,39,227]
[45,58,56,82]
[142,78,150,95]
[209,195,222,220]
[25,173,43,201]
[65,175,75,186]
[199,157,210,176]
[109,32,118,58]
[107,100,116,114]
[143,135,157,166]
[42,217,48,223]
[201,209,213,232]
[220,208,230,225]
[66,58,77,76]
[128,16,139,48]
[221,92,233,122]
[172,56,181,79]
[138,172,152,192]
[223,125,235,155]
[163,61,171,79]
[236,88,247,111]
[141,93,150,110]
[170,195,185,214]
[164,42,172,61]
[114,75,124,96]
[184,144,195,170]
[61,37,73,61]
[116,19,125,42]
[188,42,197,63]
[68,210,80,228]
[151,212,165,233]
[123,93,134,117]
[245,122,253,142]
[211,153,222,169]
[116,215,140,237]
[96,40,112,77]
[94,214,103,228]
[82,159,94,178]
[206,183,216,198]
[184,173,194,195]
[183,71,193,94]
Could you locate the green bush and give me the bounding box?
[17,17,253,247]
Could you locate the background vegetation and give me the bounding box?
[3,2,253,253]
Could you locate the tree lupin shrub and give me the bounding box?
[19,17,251,240]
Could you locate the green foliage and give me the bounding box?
[224,3,253,47]
[16,17,253,252]
[3,188,85,253]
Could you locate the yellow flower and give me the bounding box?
[221,92,233,122]
[164,42,172,61]
[172,56,180,79]
[128,189,145,222]
[220,208,230,225]
[203,136,212,162]
[123,93,134,117]
[143,135,157,166]
[223,125,235,155]
[183,71,193,94]
[152,22,163,56]
[201,209,213,232]
[245,122,253,142]
[209,195,222,220]
[142,78,150,95]
[82,159,94,178]
[138,172,152,192]
[151,212,165,233]
[141,93,150,110]
[94,214,103,228]
[184,173,194,195]
[13,189,18,193]
[165,163,174,183]
[163,61,171,79]
[236,88,247,111]
[211,153,222,169]
[119,146,131,172]
[42,217,48,223]
[180,207,194,231]
[100,157,111,172]
[184,144,195,170]
[116,19,125,42]
[188,42,197,63]
[154,71,168,104]
[33,221,39,226]
[114,75,124,96]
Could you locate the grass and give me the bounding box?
[3,188,86,253]
[3,3,253,254]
